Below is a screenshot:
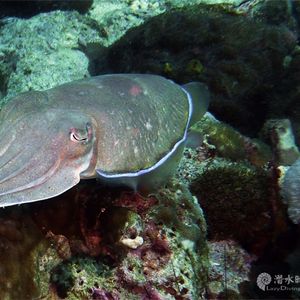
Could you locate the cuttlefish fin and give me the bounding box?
[0,110,95,207]
[182,81,210,127]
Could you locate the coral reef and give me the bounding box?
[0,11,94,101]
[0,1,299,299]
[189,158,287,255]
[47,181,208,299]
[0,180,208,299]
[207,240,256,299]
[193,113,272,166]
[260,118,300,165]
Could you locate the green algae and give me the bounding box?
[51,257,114,299]
[186,59,205,75]
[151,182,206,247]
[192,113,272,166]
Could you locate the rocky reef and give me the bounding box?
[98,2,298,138]
[207,240,256,298]
[0,181,208,299]
[0,0,299,299]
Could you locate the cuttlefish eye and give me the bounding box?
[69,123,92,144]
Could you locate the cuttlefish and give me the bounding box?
[0,74,209,207]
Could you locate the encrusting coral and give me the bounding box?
[0,176,210,299]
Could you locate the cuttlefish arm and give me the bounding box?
[0,104,96,207]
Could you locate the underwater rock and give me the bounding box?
[176,111,273,187]
[189,158,287,255]
[88,0,243,47]
[0,11,94,102]
[44,180,209,299]
[265,46,300,148]
[97,3,297,137]
[0,0,92,18]
[237,0,300,30]
[260,118,300,165]
[281,158,300,224]
[0,179,207,299]
[0,0,234,106]
[281,48,300,147]
[192,112,272,166]
[207,240,256,299]
[0,0,298,298]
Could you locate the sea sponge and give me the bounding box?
[281,158,300,224]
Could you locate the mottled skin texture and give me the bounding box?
[0,74,190,206]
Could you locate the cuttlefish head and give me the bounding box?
[0,108,97,207]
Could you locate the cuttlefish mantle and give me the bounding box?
[0,74,209,206]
